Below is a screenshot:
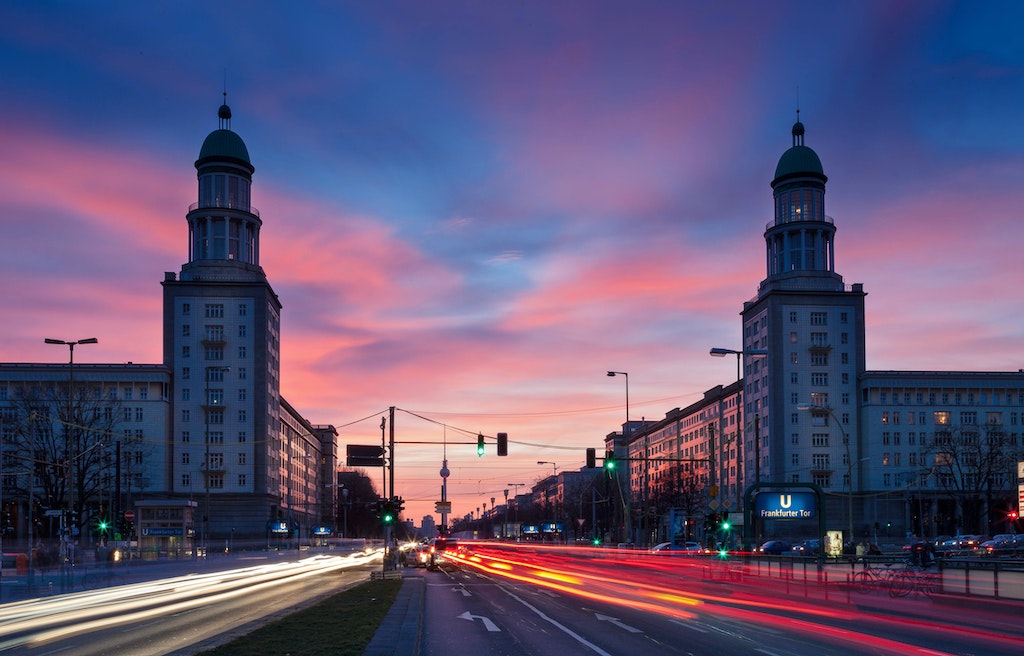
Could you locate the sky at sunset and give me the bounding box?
[2,1,1023,525]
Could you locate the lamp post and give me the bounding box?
[44,337,98,576]
[798,403,857,544]
[503,488,509,539]
[202,365,230,557]
[507,482,526,537]
[606,371,632,543]
[709,347,767,500]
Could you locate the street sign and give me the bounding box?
[124,510,136,521]
[1018,483,1023,511]
[753,491,817,519]
[346,444,385,467]
[435,501,452,514]
[44,510,63,517]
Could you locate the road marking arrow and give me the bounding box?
[595,612,642,633]
[458,611,500,632]
[452,587,471,597]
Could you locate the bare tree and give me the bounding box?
[928,420,1023,534]
[5,382,123,540]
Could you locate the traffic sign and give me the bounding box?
[435,501,452,514]
[124,510,136,521]
[347,444,385,467]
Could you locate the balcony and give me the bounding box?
[188,200,260,218]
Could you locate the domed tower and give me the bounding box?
[162,98,282,545]
[761,117,842,293]
[182,97,264,280]
[739,116,866,503]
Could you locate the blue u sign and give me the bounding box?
[754,492,817,519]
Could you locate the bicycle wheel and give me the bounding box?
[850,571,874,593]
[888,571,913,598]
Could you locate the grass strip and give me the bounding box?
[199,577,403,656]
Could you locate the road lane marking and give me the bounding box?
[458,611,500,632]
[500,588,614,656]
[595,612,642,633]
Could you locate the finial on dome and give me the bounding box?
[792,108,805,146]
[218,90,232,129]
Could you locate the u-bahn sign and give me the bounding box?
[754,491,817,519]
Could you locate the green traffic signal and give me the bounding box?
[604,449,615,470]
[477,433,485,457]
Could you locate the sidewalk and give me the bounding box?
[362,570,425,656]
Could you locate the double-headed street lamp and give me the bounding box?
[44,337,98,569]
[507,482,526,531]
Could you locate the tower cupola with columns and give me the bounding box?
[162,99,283,542]
[739,116,866,500]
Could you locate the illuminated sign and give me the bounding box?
[142,527,183,536]
[754,492,817,519]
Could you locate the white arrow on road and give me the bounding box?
[452,587,471,597]
[594,612,642,633]
[458,611,501,632]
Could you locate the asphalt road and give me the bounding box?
[414,550,1024,656]
[0,554,376,655]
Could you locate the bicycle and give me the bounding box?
[887,564,940,598]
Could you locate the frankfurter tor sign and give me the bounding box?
[743,483,826,554]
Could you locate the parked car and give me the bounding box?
[982,534,1023,556]
[757,540,791,555]
[791,539,820,555]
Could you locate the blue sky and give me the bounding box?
[2,1,1023,522]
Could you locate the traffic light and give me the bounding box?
[586,448,596,468]
[720,511,730,531]
[497,432,508,457]
[381,499,394,525]
[477,433,485,457]
[604,449,616,471]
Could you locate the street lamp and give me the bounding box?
[606,371,632,543]
[44,336,98,574]
[503,489,509,539]
[507,482,526,534]
[798,403,858,544]
[709,347,767,494]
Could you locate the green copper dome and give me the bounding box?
[199,128,251,165]
[773,120,826,184]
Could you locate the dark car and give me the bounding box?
[792,538,820,555]
[758,540,791,555]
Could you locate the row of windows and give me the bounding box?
[180,407,248,423]
[879,410,1016,426]
[180,367,247,380]
[180,472,247,489]
[181,302,248,318]
[181,451,248,466]
[180,430,248,443]
[181,323,248,339]
[788,310,850,325]
[874,390,1024,405]
[181,345,248,359]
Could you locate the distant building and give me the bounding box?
[617,119,1024,546]
[0,101,338,552]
